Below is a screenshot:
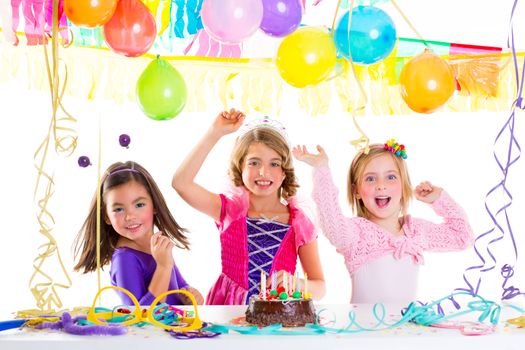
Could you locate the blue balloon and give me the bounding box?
[334,6,397,65]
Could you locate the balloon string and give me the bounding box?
[29,0,76,311]
[336,0,370,152]
[96,112,102,300]
[330,0,343,35]
[390,0,431,50]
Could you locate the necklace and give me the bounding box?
[255,213,281,224]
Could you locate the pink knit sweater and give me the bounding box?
[312,165,474,275]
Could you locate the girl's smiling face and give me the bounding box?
[241,142,285,198]
[355,154,403,224]
[104,180,155,249]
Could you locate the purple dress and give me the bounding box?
[110,247,189,305]
[246,217,290,299]
[205,186,316,305]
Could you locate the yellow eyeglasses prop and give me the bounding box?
[87,286,203,331]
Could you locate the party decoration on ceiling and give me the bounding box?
[399,49,456,113]
[140,0,170,36]
[276,26,337,88]
[44,0,69,44]
[334,5,397,65]
[119,134,131,148]
[200,0,263,44]
[0,0,16,44]
[260,0,302,38]
[64,0,118,28]
[136,56,188,120]
[77,156,91,168]
[0,0,522,116]
[103,0,157,58]
[171,0,204,38]
[184,29,242,58]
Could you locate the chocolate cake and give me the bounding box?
[245,297,316,327]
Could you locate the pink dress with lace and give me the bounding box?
[312,165,474,303]
[206,186,316,305]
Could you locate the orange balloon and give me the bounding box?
[64,0,118,28]
[399,50,455,113]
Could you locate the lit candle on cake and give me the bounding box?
[283,271,288,294]
[293,271,297,293]
[304,272,308,298]
[271,272,276,290]
[261,270,266,300]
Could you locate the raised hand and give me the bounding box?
[178,286,205,305]
[292,145,329,168]
[414,181,442,204]
[210,108,246,137]
[150,232,175,269]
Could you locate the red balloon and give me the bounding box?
[103,0,157,57]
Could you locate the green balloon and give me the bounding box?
[136,56,187,120]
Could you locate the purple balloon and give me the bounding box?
[260,0,302,37]
[78,156,91,168]
[119,134,131,148]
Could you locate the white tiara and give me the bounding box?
[238,117,290,144]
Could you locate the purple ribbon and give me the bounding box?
[458,0,524,301]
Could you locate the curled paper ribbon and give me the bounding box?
[458,0,523,301]
[507,316,525,327]
[29,0,76,312]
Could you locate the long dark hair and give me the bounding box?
[74,161,189,273]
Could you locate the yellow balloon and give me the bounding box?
[399,50,456,113]
[276,27,337,88]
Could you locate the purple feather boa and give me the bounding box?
[36,312,127,336]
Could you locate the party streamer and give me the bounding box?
[172,0,203,38]
[184,29,242,58]
[29,0,76,311]
[44,0,68,44]
[458,0,524,301]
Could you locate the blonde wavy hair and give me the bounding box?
[229,126,299,199]
[347,145,413,220]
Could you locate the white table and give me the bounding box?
[1,304,523,350]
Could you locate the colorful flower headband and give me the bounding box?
[384,139,407,159]
[239,117,290,144]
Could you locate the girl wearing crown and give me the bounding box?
[293,141,474,304]
[172,109,325,305]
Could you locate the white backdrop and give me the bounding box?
[0,0,524,316]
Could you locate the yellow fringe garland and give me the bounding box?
[1,43,520,116]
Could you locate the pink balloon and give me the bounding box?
[103,0,157,57]
[201,0,263,44]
